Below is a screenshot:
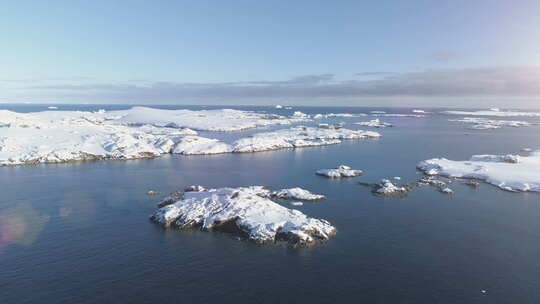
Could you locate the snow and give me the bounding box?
[370,111,386,114]
[417,151,540,192]
[317,123,340,129]
[354,119,393,128]
[316,165,363,178]
[150,186,336,246]
[108,106,304,131]
[449,117,534,130]
[275,105,283,109]
[412,109,427,113]
[171,136,232,155]
[269,187,326,200]
[372,113,425,118]
[230,126,380,153]
[444,109,540,117]
[313,113,367,119]
[47,106,58,109]
[374,179,410,195]
[291,111,310,119]
[290,202,304,206]
[0,112,182,165]
[439,187,454,194]
[1,108,382,165]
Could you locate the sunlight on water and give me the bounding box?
[0,203,49,249]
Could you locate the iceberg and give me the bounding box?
[150,186,336,247]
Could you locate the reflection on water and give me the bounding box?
[0,203,49,249]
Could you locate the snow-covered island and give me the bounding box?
[316,165,363,178]
[0,107,381,166]
[449,117,535,130]
[444,109,540,117]
[359,179,412,196]
[418,150,540,192]
[354,119,393,128]
[150,186,336,247]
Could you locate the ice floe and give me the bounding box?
[354,119,393,128]
[316,165,363,178]
[150,186,336,246]
[417,151,540,192]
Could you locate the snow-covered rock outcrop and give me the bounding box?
[418,151,540,192]
[444,109,540,117]
[316,165,363,178]
[373,179,410,195]
[354,119,393,128]
[449,117,534,130]
[230,126,380,153]
[313,113,367,119]
[150,186,336,247]
[267,187,326,200]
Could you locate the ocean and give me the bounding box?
[1,104,540,303]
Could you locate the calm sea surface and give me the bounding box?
[1,104,540,303]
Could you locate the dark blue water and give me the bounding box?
[1,105,540,303]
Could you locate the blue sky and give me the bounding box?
[2,0,540,106]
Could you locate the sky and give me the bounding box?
[2,0,540,107]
